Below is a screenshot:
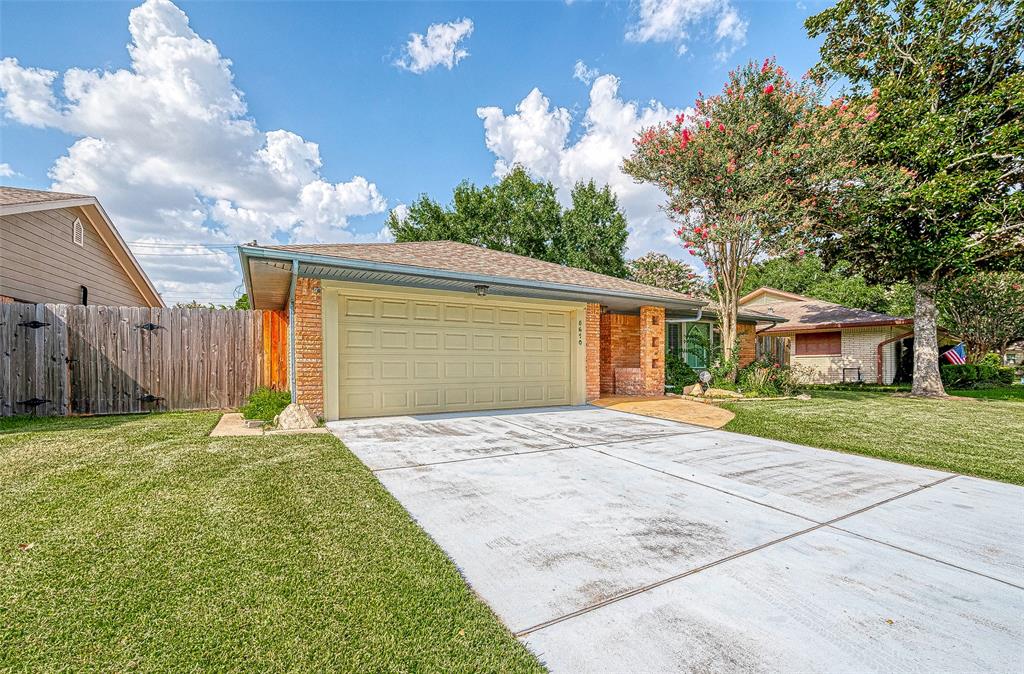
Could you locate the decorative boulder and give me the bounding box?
[275,403,318,430]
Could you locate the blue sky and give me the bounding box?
[1,0,828,304]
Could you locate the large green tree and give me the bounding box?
[387,167,630,277]
[624,58,901,375]
[741,254,914,315]
[939,271,1024,363]
[556,181,630,278]
[627,252,703,295]
[805,0,1024,396]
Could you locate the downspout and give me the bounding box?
[288,258,299,404]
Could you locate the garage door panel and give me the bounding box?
[413,331,439,349]
[344,297,375,318]
[444,304,469,322]
[413,302,440,321]
[344,328,375,348]
[523,311,545,326]
[523,336,544,351]
[546,312,568,328]
[445,332,470,349]
[499,386,521,403]
[473,307,496,324]
[337,292,574,418]
[380,299,409,319]
[380,329,409,349]
[473,333,496,350]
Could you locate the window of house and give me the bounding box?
[72,218,84,246]
[795,331,841,356]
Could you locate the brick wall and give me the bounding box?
[0,295,13,304]
[293,278,324,417]
[639,306,665,396]
[737,322,756,368]
[613,368,644,395]
[600,313,640,394]
[585,303,601,401]
[787,326,905,384]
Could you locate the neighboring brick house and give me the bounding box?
[239,241,777,420]
[0,186,163,307]
[740,287,922,384]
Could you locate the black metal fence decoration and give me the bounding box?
[17,398,50,408]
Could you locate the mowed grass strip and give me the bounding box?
[722,391,1024,485]
[950,386,1024,401]
[0,413,542,672]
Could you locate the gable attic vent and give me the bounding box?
[72,218,84,247]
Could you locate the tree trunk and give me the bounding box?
[717,298,739,382]
[911,281,947,397]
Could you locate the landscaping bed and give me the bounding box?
[0,413,540,671]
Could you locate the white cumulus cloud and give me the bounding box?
[477,73,694,259]
[0,0,387,305]
[0,163,17,177]
[395,18,474,74]
[572,60,600,85]
[626,0,747,59]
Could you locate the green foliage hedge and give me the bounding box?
[737,358,802,397]
[665,351,698,391]
[940,364,1015,388]
[240,387,292,421]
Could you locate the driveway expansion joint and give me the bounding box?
[514,473,961,638]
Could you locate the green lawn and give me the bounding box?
[0,413,541,672]
[722,391,1024,484]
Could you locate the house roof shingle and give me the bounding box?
[0,185,91,207]
[262,241,701,304]
[757,298,912,334]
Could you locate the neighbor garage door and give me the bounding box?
[334,288,575,418]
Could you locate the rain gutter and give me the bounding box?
[237,245,706,312]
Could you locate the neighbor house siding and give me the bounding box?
[787,326,909,384]
[0,207,148,306]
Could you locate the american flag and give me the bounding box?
[942,343,967,365]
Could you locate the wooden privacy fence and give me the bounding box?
[0,302,288,417]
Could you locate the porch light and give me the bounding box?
[474,284,489,297]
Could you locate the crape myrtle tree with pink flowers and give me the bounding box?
[624,58,904,379]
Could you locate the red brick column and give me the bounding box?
[737,323,756,368]
[639,306,665,396]
[293,278,324,418]
[585,303,602,402]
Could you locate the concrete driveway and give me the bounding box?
[328,406,1024,673]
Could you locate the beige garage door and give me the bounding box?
[335,290,575,418]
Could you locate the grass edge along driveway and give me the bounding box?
[0,412,543,672]
[722,390,1024,485]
